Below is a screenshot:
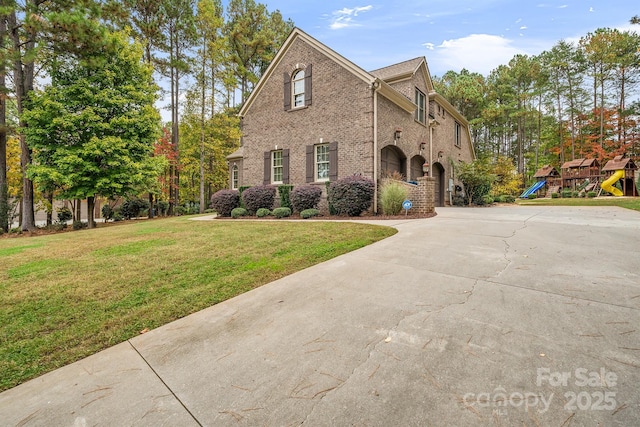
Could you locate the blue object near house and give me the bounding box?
[519,180,546,198]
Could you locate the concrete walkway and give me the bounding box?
[1,206,639,426]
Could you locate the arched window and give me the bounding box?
[292,69,305,107]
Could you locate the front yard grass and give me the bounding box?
[0,216,396,391]
[517,196,640,212]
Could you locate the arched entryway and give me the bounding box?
[409,155,426,181]
[433,162,445,207]
[381,145,407,178]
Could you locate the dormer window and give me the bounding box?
[292,69,305,107]
[284,64,312,111]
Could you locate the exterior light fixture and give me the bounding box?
[394,128,402,144]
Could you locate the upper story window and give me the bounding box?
[292,70,305,108]
[231,164,238,189]
[284,64,312,111]
[315,144,330,181]
[415,89,426,124]
[455,121,461,148]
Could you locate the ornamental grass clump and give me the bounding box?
[379,180,408,215]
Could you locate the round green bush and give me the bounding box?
[256,208,271,218]
[300,208,320,219]
[328,175,375,216]
[210,190,240,217]
[479,194,495,205]
[551,192,560,198]
[527,194,537,199]
[561,190,572,198]
[587,191,597,198]
[231,207,248,218]
[272,207,291,218]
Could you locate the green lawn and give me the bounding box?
[0,217,397,391]
[517,196,640,212]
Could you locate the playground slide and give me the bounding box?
[601,169,624,196]
[520,180,546,198]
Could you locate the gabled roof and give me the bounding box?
[561,158,586,169]
[370,57,434,92]
[602,155,637,171]
[370,57,424,81]
[533,165,560,178]
[239,27,415,117]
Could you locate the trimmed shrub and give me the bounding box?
[231,207,248,218]
[572,191,579,198]
[300,208,320,219]
[551,192,560,199]
[272,207,291,218]
[587,191,597,198]
[278,185,293,209]
[290,185,322,212]
[210,190,240,217]
[101,204,114,221]
[477,194,494,205]
[56,206,73,224]
[256,208,271,218]
[498,194,515,203]
[72,220,88,230]
[242,185,276,214]
[561,189,572,198]
[156,200,169,216]
[380,180,409,215]
[452,195,466,206]
[121,198,149,219]
[527,194,537,199]
[328,175,375,216]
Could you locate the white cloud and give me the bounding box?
[433,34,528,75]
[329,5,373,30]
[520,26,528,30]
[589,7,594,12]
[423,42,435,50]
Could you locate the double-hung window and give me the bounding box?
[272,150,283,183]
[455,122,461,147]
[415,89,426,124]
[231,165,238,189]
[315,144,330,181]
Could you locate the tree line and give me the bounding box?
[434,22,640,187]
[0,0,292,232]
[1,5,637,233]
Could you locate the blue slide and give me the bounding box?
[520,180,546,198]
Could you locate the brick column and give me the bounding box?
[408,176,435,215]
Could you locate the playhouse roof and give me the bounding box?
[533,165,560,178]
[560,158,599,169]
[602,155,637,171]
[561,158,585,169]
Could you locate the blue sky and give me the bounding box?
[252,0,636,77]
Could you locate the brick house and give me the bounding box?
[228,28,474,211]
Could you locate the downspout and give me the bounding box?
[372,81,379,213]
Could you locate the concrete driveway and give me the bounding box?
[1,206,639,426]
